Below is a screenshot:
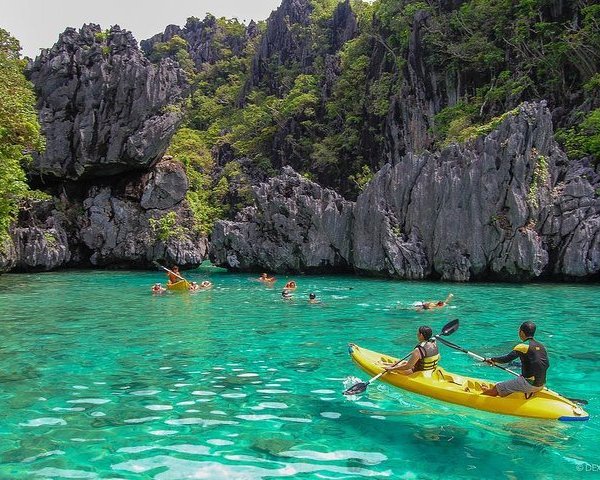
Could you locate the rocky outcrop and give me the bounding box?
[358,102,599,280]
[247,0,359,96]
[384,9,438,162]
[248,0,314,95]
[141,15,249,69]
[10,200,71,272]
[78,160,206,268]
[0,237,17,273]
[210,102,600,281]
[328,0,359,53]
[359,102,600,280]
[27,24,188,180]
[210,166,353,272]
[8,160,208,272]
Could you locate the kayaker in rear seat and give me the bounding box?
[481,321,549,397]
[383,326,440,375]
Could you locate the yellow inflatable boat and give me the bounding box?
[348,343,588,422]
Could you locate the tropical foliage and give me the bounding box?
[0,29,44,239]
[162,0,598,207]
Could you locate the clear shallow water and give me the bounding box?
[0,267,598,479]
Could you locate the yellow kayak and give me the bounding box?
[348,344,589,422]
[166,280,190,291]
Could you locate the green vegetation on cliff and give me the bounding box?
[142,0,600,233]
[0,29,44,239]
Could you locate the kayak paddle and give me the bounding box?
[435,336,588,406]
[343,319,460,396]
[152,261,189,284]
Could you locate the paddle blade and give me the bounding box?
[343,382,368,396]
[441,319,459,336]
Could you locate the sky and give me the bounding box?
[1,0,283,58]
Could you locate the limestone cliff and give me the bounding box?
[210,167,353,273]
[211,102,600,281]
[27,24,188,180]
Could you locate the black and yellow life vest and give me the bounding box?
[491,337,549,387]
[414,340,440,371]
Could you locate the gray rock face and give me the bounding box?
[78,160,206,268]
[210,166,353,272]
[27,24,188,180]
[7,160,207,271]
[0,237,17,273]
[357,102,600,280]
[249,0,315,94]
[140,160,188,210]
[210,103,600,281]
[5,200,71,272]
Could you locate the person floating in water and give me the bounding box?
[282,289,293,300]
[383,326,440,375]
[189,282,200,291]
[284,280,297,290]
[151,283,166,294]
[308,293,320,304]
[481,321,549,398]
[417,293,453,310]
[200,280,213,289]
[258,273,276,283]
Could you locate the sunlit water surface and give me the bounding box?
[0,266,598,479]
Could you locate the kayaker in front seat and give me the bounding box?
[481,321,549,397]
[383,326,440,375]
[167,265,181,284]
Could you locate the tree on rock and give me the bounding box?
[0,29,44,238]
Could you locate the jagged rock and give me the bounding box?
[384,9,437,162]
[140,160,188,210]
[12,226,71,272]
[329,0,359,52]
[247,0,358,96]
[141,15,249,69]
[210,102,600,281]
[5,161,207,271]
[6,200,71,272]
[27,24,188,180]
[0,237,17,273]
[78,160,206,267]
[247,0,315,95]
[355,102,599,280]
[210,166,353,273]
[540,159,600,277]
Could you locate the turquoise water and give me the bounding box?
[0,267,599,479]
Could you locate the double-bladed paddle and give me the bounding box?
[343,319,460,396]
[435,336,588,406]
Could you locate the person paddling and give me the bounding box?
[481,321,549,398]
[167,265,182,284]
[383,326,440,375]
